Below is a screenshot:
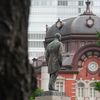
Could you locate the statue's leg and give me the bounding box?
[49,74,52,90]
[49,71,59,90]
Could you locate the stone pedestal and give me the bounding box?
[35,91,71,100]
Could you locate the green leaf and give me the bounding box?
[96,30,100,39]
[94,82,100,92]
[30,87,44,100]
[96,41,100,46]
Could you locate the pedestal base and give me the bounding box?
[40,91,66,96]
[35,96,70,100]
[35,91,70,100]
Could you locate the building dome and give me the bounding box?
[34,0,100,74]
[45,1,100,40]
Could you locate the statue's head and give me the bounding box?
[55,33,61,41]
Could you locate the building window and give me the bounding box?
[90,1,93,6]
[90,83,95,97]
[77,82,84,97]
[78,8,81,13]
[58,0,68,6]
[55,81,64,92]
[41,1,47,6]
[81,43,85,46]
[28,34,45,39]
[81,42,85,46]
[34,1,38,6]
[47,1,52,6]
[78,1,83,6]
[28,41,44,47]
[62,43,65,53]
[31,0,48,6]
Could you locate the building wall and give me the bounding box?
[37,74,41,87]
[36,55,100,100]
[77,57,100,80]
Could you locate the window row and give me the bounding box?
[54,81,96,98]
[30,6,58,13]
[28,41,44,47]
[28,34,45,39]
[28,27,45,32]
[58,1,68,6]
[28,51,44,58]
[29,7,93,16]
[77,82,96,97]
[31,0,93,6]
[31,0,52,6]
[78,1,94,6]
[58,0,93,6]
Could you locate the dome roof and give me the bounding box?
[46,17,76,38]
[45,0,100,39]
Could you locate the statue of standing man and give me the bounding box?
[45,33,63,91]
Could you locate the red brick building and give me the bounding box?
[33,1,100,100]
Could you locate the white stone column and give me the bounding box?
[96,91,100,100]
[84,87,89,100]
[41,66,49,91]
[84,87,88,97]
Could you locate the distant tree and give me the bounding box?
[96,30,100,46]
[94,30,100,92]
[30,87,44,100]
[94,82,100,92]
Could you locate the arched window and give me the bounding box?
[90,83,95,97]
[78,82,84,97]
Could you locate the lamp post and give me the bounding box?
[32,58,37,67]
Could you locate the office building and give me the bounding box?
[28,0,100,63]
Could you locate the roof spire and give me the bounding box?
[81,0,95,15]
[86,0,90,13]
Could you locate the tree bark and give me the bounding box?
[0,0,37,100]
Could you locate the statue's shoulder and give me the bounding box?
[58,41,63,45]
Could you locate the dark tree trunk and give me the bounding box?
[0,0,37,100]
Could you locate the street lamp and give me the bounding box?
[32,58,37,67]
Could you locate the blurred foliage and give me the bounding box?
[96,30,100,46]
[94,30,100,92]
[30,87,44,100]
[94,82,100,92]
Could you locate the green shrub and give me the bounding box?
[94,30,100,92]
[96,30,100,46]
[94,82,100,92]
[30,87,44,100]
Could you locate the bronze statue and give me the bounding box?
[45,33,62,91]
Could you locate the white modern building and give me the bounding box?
[28,0,100,63]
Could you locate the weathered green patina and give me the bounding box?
[45,33,63,91]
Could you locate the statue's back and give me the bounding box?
[46,39,62,73]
